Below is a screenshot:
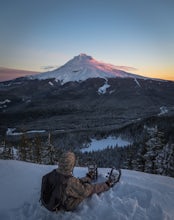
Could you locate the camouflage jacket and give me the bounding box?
[63,175,110,211]
[57,152,110,211]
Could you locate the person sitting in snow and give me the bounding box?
[40,151,120,212]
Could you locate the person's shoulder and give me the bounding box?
[69,176,78,181]
[67,176,81,184]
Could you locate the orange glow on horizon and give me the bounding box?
[138,67,174,81]
[0,65,173,82]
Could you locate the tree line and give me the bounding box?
[0,124,174,178]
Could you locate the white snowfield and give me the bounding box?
[29,54,145,84]
[0,160,174,220]
[81,136,130,153]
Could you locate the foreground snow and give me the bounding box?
[0,160,174,220]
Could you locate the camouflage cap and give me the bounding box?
[58,151,76,175]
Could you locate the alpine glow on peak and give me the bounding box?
[29,54,146,84]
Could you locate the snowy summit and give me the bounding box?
[29,54,145,84]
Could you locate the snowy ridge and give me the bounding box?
[6,128,46,136]
[0,160,174,220]
[29,54,146,84]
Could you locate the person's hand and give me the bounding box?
[105,179,115,187]
[105,169,121,187]
[86,171,95,180]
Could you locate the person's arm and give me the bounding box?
[66,176,110,199]
[79,176,92,183]
[66,176,94,198]
[79,170,96,183]
[89,182,110,195]
[65,176,110,211]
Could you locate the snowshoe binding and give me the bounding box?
[106,168,121,187]
[87,163,98,180]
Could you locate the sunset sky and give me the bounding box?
[0,0,174,81]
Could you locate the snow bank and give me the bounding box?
[0,160,174,220]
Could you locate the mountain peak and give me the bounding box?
[68,53,93,63]
[79,53,92,59]
[29,54,145,84]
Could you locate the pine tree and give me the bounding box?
[18,134,28,161]
[132,143,147,172]
[27,140,34,162]
[45,132,55,165]
[33,135,42,164]
[123,145,137,170]
[0,140,13,159]
[166,143,174,177]
[156,143,174,177]
[144,126,165,174]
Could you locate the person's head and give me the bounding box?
[57,151,76,175]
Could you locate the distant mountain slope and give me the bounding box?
[0,54,174,137]
[0,76,174,136]
[29,54,146,84]
[0,160,174,220]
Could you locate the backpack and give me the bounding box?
[40,169,71,212]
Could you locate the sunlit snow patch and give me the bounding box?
[98,81,110,94]
[134,78,141,88]
[0,99,11,108]
[6,128,46,136]
[48,81,54,86]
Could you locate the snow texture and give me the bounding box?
[0,160,174,220]
[81,136,130,153]
[29,54,146,84]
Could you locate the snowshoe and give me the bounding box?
[106,168,121,187]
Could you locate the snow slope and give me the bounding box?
[29,54,146,84]
[0,160,174,220]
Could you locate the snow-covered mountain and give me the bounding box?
[29,54,145,84]
[0,160,174,220]
[1,53,174,138]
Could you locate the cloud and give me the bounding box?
[40,65,58,71]
[114,66,138,72]
[0,67,40,82]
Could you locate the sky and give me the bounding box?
[0,0,174,81]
